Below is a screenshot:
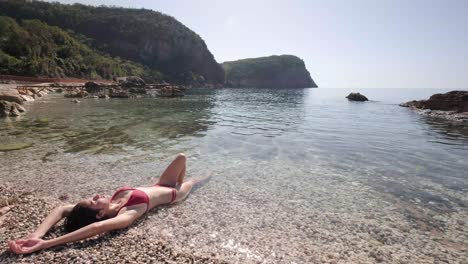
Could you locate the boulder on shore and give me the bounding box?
[119,76,146,88]
[0,89,24,104]
[109,89,130,98]
[85,81,103,93]
[64,91,88,98]
[346,92,368,102]
[400,90,468,113]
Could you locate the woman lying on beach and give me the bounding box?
[8,153,209,254]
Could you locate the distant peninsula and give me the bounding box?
[222,55,318,88]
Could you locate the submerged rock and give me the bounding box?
[346,92,369,101]
[0,101,25,117]
[20,95,35,102]
[158,86,185,97]
[0,142,33,151]
[65,91,88,98]
[400,90,468,112]
[109,89,131,98]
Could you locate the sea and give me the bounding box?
[1,88,467,263]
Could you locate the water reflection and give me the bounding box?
[0,92,217,154]
[422,116,468,145]
[211,88,307,138]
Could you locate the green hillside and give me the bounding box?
[0,16,145,80]
[0,0,224,84]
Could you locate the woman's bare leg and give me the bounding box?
[174,173,213,202]
[157,153,186,187]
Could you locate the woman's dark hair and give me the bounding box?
[64,202,106,232]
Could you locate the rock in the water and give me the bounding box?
[158,86,185,97]
[65,91,88,98]
[109,89,130,98]
[119,76,146,88]
[0,142,33,151]
[346,92,368,101]
[20,95,35,102]
[15,104,25,112]
[0,101,25,117]
[0,89,24,104]
[9,106,20,117]
[98,94,109,99]
[71,99,81,103]
[400,90,468,112]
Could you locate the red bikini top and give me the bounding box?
[111,186,149,212]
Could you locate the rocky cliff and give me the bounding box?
[400,91,468,112]
[222,55,317,88]
[0,0,224,84]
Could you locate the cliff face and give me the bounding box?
[0,0,224,84]
[222,55,317,88]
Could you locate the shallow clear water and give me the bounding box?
[1,88,467,262]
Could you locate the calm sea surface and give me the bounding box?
[1,88,467,262]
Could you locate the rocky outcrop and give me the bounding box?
[346,92,368,102]
[85,82,103,93]
[119,76,146,88]
[0,100,25,117]
[158,86,184,97]
[400,91,468,112]
[64,91,88,98]
[222,55,317,88]
[0,89,24,104]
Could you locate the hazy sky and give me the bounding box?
[48,0,467,88]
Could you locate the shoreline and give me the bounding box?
[404,107,468,122]
[0,146,466,263]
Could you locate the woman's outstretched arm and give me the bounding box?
[8,208,143,254]
[24,204,74,239]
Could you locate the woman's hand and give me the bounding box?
[8,238,47,254]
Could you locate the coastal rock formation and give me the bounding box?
[346,92,369,102]
[0,89,24,104]
[222,55,317,88]
[64,91,88,98]
[400,90,468,112]
[85,82,103,93]
[0,100,25,117]
[119,76,146,88]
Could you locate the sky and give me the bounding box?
[47,0,468,89]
